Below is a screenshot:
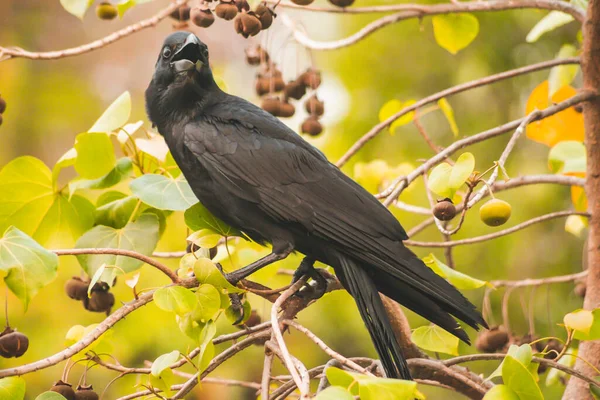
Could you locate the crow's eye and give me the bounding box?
[162,47,172,59]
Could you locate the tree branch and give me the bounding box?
[337,58,580,167]
[490,270,588,288]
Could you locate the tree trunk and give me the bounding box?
[563,0,600,398]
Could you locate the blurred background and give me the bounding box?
[0,0,586,398]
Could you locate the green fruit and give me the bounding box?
[96,2,118,20]
[479,199,511,226]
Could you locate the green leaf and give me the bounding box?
[546,346,577,386]
[149,368,174,396]
[151,350,180,376]
[315,386,354,400]
[450,153,475,188]
[191,284,221,323]
[89,91,131,133]
[74,132,116,180]
[489,343,533,380]
[94,194,139,229]
[565,308,594,334]
[136,135,170,162]
[432,14,479,54]
[324,367,420,399]
[526,12,574,43]
[75,214,159,277]
[70,157,133,193]
[573,309,600,340]
[116,0,136,16]
[482,384,519,400]
[427,152,475,198]
[422,253,489,290]
[549,45,579,97]
[565,215,588,238]
[188,229,222,249]
[503,355,543,400]
[0,377,26,400]
[154,286,197,315]
[378,99,416,134]
[0,227,59,310]
[35,393,67,400]
[198,320,217,371]
[548,141,586,175]
[52,148,77,186]
[64,323,113,358]
[438,98,459,136]
[225,299,252,325]
[411,324,459,355]
[0,156,95,246]
[184,202,243,237]
[130,174,197,211]
[325,367,358,395]
[60,0,93,19]
[193,257,243,293]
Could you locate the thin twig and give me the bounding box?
[261,346,275,400]
[491,270,589,288]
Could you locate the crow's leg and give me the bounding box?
[225,244,293,284]
[293,257,328,300]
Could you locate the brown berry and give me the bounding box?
[85,291,115,314]
[0,96,6,114]
[0,328,29,358]
[305,95,324,116]
[299,68,321,89]
[575,282,586,298]
[235,0,250,12]
[261,97,281,116]
[65,277,89,300]
[255,4,275,29]
[269,69,285,92]
[191,6,215,28]
[51,381,76,400]
[96,2,118,20]
[301,116,323,136]
[244,310,262,327]
[433,198,457,221]
[170,5,190,20]
[234,12,262,38]
[328,0,354,6]
[245,45,269,66]
[291,0,314,5]
[475,326,509,353]
[284,80,306,100]
[255,76,271,96]
[75,385,99,400]
[215,1,238,20]
[279,101,295,118]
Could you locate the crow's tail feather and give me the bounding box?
[333,254,411,380]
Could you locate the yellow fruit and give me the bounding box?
[479,199,511,226]
[96,2,118,20]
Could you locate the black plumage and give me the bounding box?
[146,32,487,380]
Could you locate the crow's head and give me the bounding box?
[146,32,220,132]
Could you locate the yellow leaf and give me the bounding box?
[354,160,414,193]
[564,309,593,334]
[571,184,588,211]
[526,81,584,146]
[378,99,416,134]
[438,98,459,136]
[565,215,587,237]
[432,14,479,55]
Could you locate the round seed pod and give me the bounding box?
[244,310,262,328]
[245,45,269,66]
[96,2,118,20]
[235,0,250,12]
[65,277,89,301]
[575,282,586,298]
[284,80,306,100]
[269,69,285,92]
[305,95,324,116]
[328,0,354,6]
[50,381,76,400]
[0,96,5,114]
[191,6,215,28]
[215,1,238,20]
[255,76,271,96]
[261,96,281,116]
[234,12,262,38]
[480,198,512,226]
[433,198,456,221]
[170,5,191,20]
[75,385,99,400]
[299,68,321,89]
[475,326,509,353]
[85,291,115,314]
[279,101,295,118]
[255,4,275,29]
[291,0,314,5]
[0,328,29,358]
[301,116,323,136]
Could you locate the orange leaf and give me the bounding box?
[571,186,588,211]
[525,81,584,147]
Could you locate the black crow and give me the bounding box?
[145,32,487,380]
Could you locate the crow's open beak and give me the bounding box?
[171,33,204,74]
